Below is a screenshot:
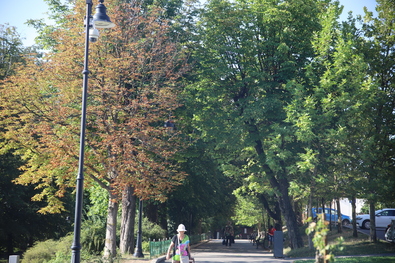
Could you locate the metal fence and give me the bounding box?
[149,238,172,259]
[189,233,208,245]
[149,233,209,258]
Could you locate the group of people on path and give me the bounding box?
[221,221,277,249]
[223,221,235,247]
[166,222,277,262]
[250,225,276,249]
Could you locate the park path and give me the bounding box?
[162,239,296,263]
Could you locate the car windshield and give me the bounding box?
[375,210,384,216]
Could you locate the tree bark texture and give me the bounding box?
[104,193,119,259]
[120,186,136,255]
[370,202,377,242]
[254,139,304,249]
[258,193,282,226]
[351,196,358,237]
[308,193,314,250]
[270,174,304,249]
[336,198,342,233]
[293,200,303,226]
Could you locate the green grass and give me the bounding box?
[294,256,395,263]
[285,227,395,259]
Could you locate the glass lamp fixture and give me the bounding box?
[93,0,115,28]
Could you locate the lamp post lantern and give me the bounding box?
[71,1,114,262]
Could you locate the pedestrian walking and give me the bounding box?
[224,221,234,247]
[166,224,192,263]
[267,225,276,249]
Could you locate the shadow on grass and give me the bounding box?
[285,226,395,259]
[294,256,395,263]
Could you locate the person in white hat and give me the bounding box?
[166,224,191,263]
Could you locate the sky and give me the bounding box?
[0,0,379,47]
[1,0,52,46]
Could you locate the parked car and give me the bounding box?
[311,208,351,226]
[356,208,395,229]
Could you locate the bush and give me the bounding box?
[140,217,167,241]
[142,241,150,253]
[21,233,109,263]
[21,215,164,262]
[81,215,106,255]
[21,235,72,263]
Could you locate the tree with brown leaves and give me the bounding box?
[0,0,189,258]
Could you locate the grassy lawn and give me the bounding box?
[285,226,395,261]
[294,256,395,263]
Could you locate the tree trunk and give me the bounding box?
[293,200,303,226]
[329,201,332,231]
[336,198,342,233]
[274,201,283,229]
[274,176,304,249]
[258,193,282,225]
[351,196,358,237]
[120,186,137,255]
[370,202,377,242]
[308,193,314,250]
[104,193,119,259]
[254,139,303,249]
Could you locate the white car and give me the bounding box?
[356,208,395,229]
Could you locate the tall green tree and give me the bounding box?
[166,140,238,234]
[185,0,324,249]
[287,0,395,243]
[0,23,70,256]
[25,0,72,50]
[355,0,395,241]
[0,150,74,255]
[286,0,372,236]
[0,25,27,80]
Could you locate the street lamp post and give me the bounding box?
[71,1,114,262]
[133,199,144,258]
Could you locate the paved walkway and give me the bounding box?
[160,239,297,263]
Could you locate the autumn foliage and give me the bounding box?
[0,1,189,214]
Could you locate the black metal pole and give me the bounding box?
[133,199,144,258]
[71,1,92,262]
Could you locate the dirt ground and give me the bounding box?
[121,260,150,263]
[121,258,152,263]
[120,256,158,263]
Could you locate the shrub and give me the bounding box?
[140,217,167,241]
[81,215,106,254]
[21,235,72,263]
[142,241,150,253]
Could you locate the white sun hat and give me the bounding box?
[177,224,187,232]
